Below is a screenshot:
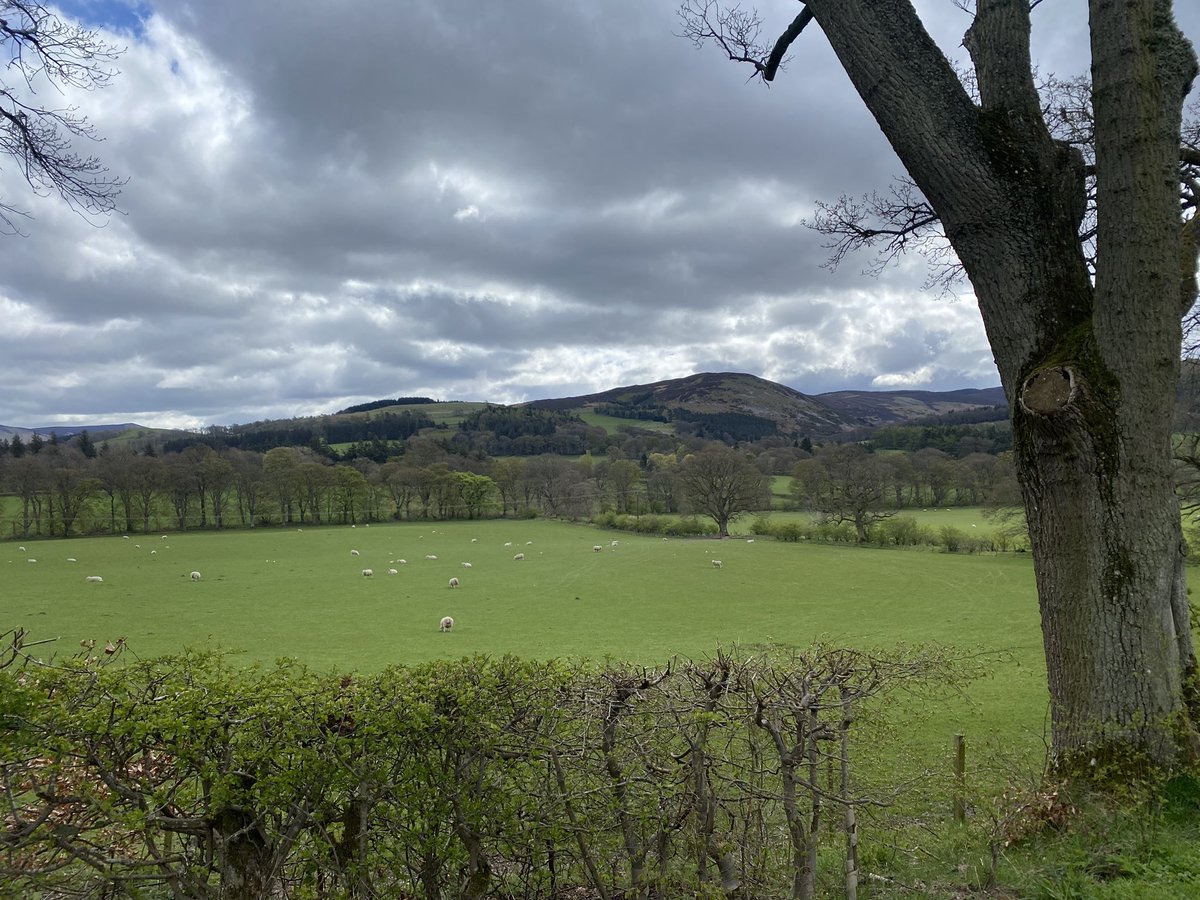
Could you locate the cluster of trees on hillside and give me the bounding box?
[456,406,605,456]
[161,411,436,457]
[592,403,781,442]
[866,421,1013,456]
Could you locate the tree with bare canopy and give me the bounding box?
[0,0,123,233]
[681,0,1200,772]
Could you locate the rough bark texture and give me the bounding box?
[804,0,1199,766]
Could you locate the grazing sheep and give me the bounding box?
[362,569,374,577]
[462,562,472,568]
[611,540,619,547]
[67,557,77,563]
[85,575,103,583]
[449,577,460,588]
[439,616,455,632]
[425,554,438,560]
[190,571,202,581]
[513,552,525,561]
[162,535,168,539]
[27,559,36,564]
[592,545,603,552]
[504,541,513,547]
[397,559,408,565]
[350,549,360,557]
[712,560,723,569]
[387,568,398,576]
[122,536,130,540]
[470,538,478,543]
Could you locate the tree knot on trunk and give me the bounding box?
[1019,366,1077,416]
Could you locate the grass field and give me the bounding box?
[4,519,1049,758]
[576,408,675,434]
[733,504,1025,536]
[10,520,1200,895]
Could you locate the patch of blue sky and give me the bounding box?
[53,0,150,39]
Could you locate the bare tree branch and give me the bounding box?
[764,7,813,83]
[0,1,125,234]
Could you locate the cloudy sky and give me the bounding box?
[1,1,1197,430]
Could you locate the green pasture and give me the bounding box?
[576,408,675,434]
[732,504,1025,535]
[4,519,1049,758]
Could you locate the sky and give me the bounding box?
[1,1,1197,430]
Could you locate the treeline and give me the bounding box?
[595,401,671,422]
[1,641,967,900]
[866,421,1013,456]
[672,409,779,442]
[162,411,435,455]
[593,403,779,442]
[0,430,1028,540]
[457,405,606,456]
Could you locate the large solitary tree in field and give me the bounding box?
[678,444,770,537]
[684,0,1200,768]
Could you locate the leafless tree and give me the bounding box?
[680,0,1200,769]
[0,1,124,233]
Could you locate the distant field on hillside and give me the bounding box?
[576,409,674,434]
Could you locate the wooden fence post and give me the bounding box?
[953,733,966,824]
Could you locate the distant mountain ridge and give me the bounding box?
[530,372,1006,437]
[0,375,1009,444]
[0,423,145,442]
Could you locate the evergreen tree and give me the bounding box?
[76,430,97,459]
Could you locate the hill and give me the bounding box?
[815,387,1008,426]
[0,376,1012,453]
[527,372,1005,439]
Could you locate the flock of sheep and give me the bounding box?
[40,529,733,636]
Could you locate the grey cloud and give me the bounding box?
[0,0,1192,426]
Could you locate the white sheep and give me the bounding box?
[397,559,408,565]
[425,554,438,560]
[611,540,619,547]
[439,616,455,632]
[387,568,399,576]
[592,545,603,552]
[449,577,460,588]
[27,559,36,564]
[190,571,202,581]
[18,546,26,552]
[504,541,513,547]
[470,538,478,543]
[85,575,103,583]
[462,562,473,568]
[712,560,723,569]
[66,557,77,563]
[513,552,525,561]
[362,568,374,577]
[350,549,360,557]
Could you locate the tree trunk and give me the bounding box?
[805,0,1199,766]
